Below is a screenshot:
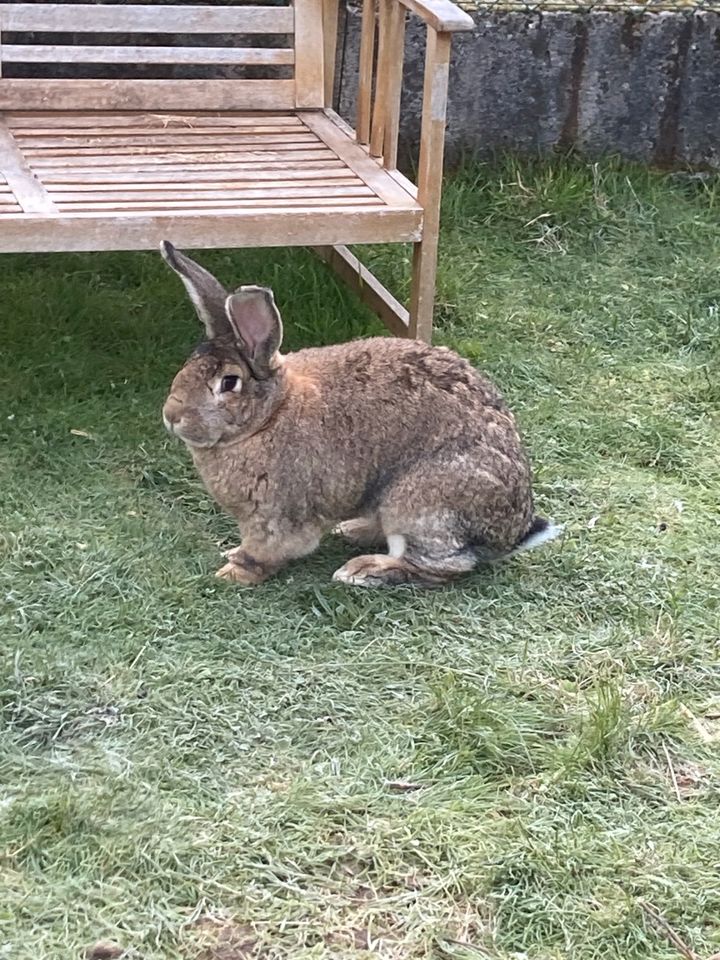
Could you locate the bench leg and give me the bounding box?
[313,244,410,338]
[408,235,438,343]
[408,29,453,344]
[315,241,438,344]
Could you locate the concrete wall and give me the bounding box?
[335,8,720,168]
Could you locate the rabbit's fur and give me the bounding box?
[160,242,558,587]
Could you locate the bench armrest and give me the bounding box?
[396,0,474,32]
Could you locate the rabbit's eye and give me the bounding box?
[220,375,240,393]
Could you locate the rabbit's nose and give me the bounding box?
[163,396,183,430]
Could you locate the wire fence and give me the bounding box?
[464,0,719,12]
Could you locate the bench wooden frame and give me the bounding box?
[0,0,473,341]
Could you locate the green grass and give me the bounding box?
[1,157,720,960]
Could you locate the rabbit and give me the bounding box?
[160,241,559,588]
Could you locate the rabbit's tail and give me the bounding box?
[511,515,563,554]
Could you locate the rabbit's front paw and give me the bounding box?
[216,552,272,585]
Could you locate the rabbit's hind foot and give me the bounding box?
[332,552,468,589]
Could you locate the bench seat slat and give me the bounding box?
[40,167,351,185]
[30,159,346,176]
[16,129,303,141]
[51,184,373,201]
[49,178,364,197]
[6,113,303,130]
[52,196,383,212]
[0,109,421,252]
[22,135,320,154]
[30,150,339,170]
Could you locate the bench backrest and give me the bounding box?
[0,1,329,111]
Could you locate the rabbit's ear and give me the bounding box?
[225,286,283,379]
[160,241,231,340]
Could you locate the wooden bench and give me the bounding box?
[0,0,473,341]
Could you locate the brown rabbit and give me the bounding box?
[160,242,559,587]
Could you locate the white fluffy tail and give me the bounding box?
[512,516,563,555]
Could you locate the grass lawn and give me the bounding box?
[1,158,719,960]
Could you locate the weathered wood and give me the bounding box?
[299,110,418,208]
[50,197,383,212]
[315,244,409,336]
[29,152,338,169]
[294,0,325,108]
[387,166,418,198]
[0,207,423,253]
[50,185,374,203]
[0,119,56,213]
[408,29,451,342]
[15,132,317,151]
[3,46,295,66]
[29,150,338,169]
[0,3,295,33]
[0,81,297,112]
[324,104,416,192]
[324,106,361,140]
[47,177,362,194]
[14,125,300,146]
[322,0,340,106]
[396,0,473,32]
[41,167,352,185]
[369,0,391,159]
[7,113,303,130]
[382,2,407,169]
[32,151,340,177]
[322,107,418,196]
[356,0,376,145]
[24,140,322,158]
[39,167,348,183]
